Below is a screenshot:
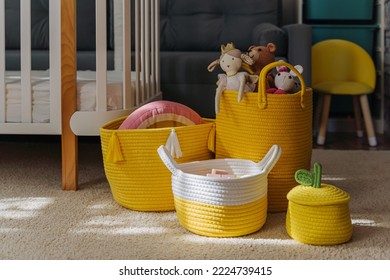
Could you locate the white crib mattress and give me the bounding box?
[4,70,128,123]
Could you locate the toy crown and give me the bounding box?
[221,42,236,55]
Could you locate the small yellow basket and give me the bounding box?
[158,144,281,237]
[100,116,215,211]
[286,163,353,245]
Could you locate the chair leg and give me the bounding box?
[313,93,324,137]
[317,94,331,145]
[352,95,363,138]
[360,95,377,147]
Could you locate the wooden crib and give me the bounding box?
[0,0,161,190]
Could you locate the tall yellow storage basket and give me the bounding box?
[216,61,312,212]
[100,116,215,211]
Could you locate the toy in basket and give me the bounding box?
[100,101,215,212]
[286,163,353,245]
[158,144,282,237]
[207,42,258,113]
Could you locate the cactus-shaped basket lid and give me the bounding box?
[287,163,350,206]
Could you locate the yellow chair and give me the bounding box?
[312,39,377,146]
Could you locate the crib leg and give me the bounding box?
[62,134,78,191]
[61,0,78,191]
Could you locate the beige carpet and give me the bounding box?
[0,139,389,260]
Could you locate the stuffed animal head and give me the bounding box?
[245,43,276,75]
[273,64,303,92]
[208,43,254,76]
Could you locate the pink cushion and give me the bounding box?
[119,100,204,129]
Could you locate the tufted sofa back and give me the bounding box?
[4,0,114,70]
[4,0,114,51]
[159,0,280,51]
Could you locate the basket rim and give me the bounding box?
[176,158,266,181]
[223,88,313,98]
[158,144,281,182]
[287,184,351,206]
[100,117,215,133]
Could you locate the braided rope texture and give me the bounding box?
[174,195,267,237]
[100,117,215,211]
[216,90,313,212]
[286,184,352,245]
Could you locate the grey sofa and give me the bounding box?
[4,0,311,118]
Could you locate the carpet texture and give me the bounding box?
[0,140,389,260]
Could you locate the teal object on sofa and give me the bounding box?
[159,0,312,118]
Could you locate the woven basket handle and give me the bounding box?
[256,144,282,174]
[258,60,306,109]
[158,145,180,176]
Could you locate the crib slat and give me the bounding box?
[135,0,141,106]
[122,0,133,109]
[155,0,161,95]
[113,0,123,71]
[140,0,146,103]
[0,0,5,123]
[150,0,156,98]
[49,0,62,130]
[96,0,107,112]
[145,0,150,100]
[21,0,32,123]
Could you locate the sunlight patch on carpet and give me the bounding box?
[321,176,347,181]
[85,216,130,226]
[0,197,54,219]
[70,213,182,235]
[180,235,297,245]
[352,219,377,227]
[71,226,171,235]
[0,227,20,233]
[88,201,117,210]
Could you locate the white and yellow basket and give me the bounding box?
[158,144,281,237]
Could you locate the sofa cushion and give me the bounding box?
[252,23,288,57]
[160,0,280,51]
[160,51,222,84]
[5,0,114,51]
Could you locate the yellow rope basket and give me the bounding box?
[215,61,313,212]
[286,163,353,245]
[100,116,215,211]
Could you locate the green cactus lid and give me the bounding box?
[287,163,350,206]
